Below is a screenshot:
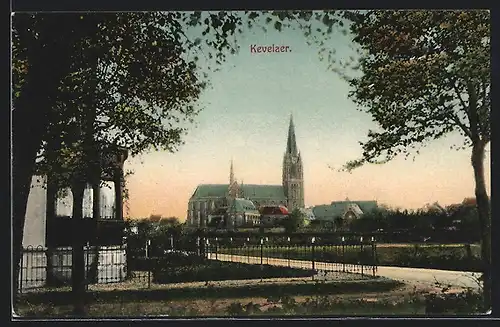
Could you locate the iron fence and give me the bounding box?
[125,233,378,287]
[18,233,378,291]
[18,245,127,293]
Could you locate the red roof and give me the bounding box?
[259,205,289,215]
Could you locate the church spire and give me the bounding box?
[286,114,298,155]
[229,158,235,185]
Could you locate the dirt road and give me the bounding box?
[208,253,482,291]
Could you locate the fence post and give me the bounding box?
[341,237,345,273]
[146,239,151,289]
[311,237,316,280]
[287,237,291,268]
[85,244,89,291]
[360,236,364,276]
[46,246,53,287]
[265,237,269,264]
[229,237,233,262]
[215,237,218,261]
[205,238,210,259]
[247,238,250,263]
[371,236,376,277]
[19,248,24,294]
[260,238,264,281]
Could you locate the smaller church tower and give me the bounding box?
[282,114,305,211]
[228,158,239,198]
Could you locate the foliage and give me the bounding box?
[10,9,350,309]
[124,218,186,259]
[338,10,490,169]
[226,243,482,272]
[345,201,480,242]
[394,246,483,272]
[334,11,491,308]
[282,209,307,233]
[425,289,485,314]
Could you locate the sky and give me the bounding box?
[120,12,491,221]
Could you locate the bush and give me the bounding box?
[392,246,483,272]
[128,252,205,271]
[425,289,485,314]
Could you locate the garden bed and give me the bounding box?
[153,260,315,284]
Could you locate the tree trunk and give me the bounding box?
[45,178,57,286]
[71,182,87,315]
[12,70,52,307]
[12,27,74,306]
[91,182,101,283]
[471,140,491,311]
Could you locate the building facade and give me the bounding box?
[311,199,379,229]
[187,115,305,227]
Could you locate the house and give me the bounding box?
[260,205,289,226]
[311,200,378,227]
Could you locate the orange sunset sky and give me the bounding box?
[121,12,491,221]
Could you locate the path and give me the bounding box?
[208,253,482,290]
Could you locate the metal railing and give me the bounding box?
[18,233,378,291]
[124,233,378,287]
[18,245,127,293]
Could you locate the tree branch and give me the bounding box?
[447,110,473,140]
[452,81,470,117]
[466,81,480,143]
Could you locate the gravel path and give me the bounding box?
[210,253,482,291]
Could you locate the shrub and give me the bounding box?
[425,289,484,314]
[393,247,483,271]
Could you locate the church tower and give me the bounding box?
[282,114,304,210]
[228,158,239,199]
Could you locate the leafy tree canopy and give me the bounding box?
[335,10,490,170]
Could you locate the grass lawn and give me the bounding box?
[216,243,482,272]
[19,282,484,317]
[16,296,427,317]
[153,260,315,284]
[16,273,484,317]
[16,272,404,317]
[17,284,428,317]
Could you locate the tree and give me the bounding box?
[11,10,357,312]
[339,10,491,309]
[446,198,482,241]
[149,215,163,223]
[160,216,181,226]
[283,209,307,233]
[11,11,245,313]
[23,12,209,314]
[12,10,347,298]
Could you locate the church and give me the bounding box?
[187,115,305,227]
